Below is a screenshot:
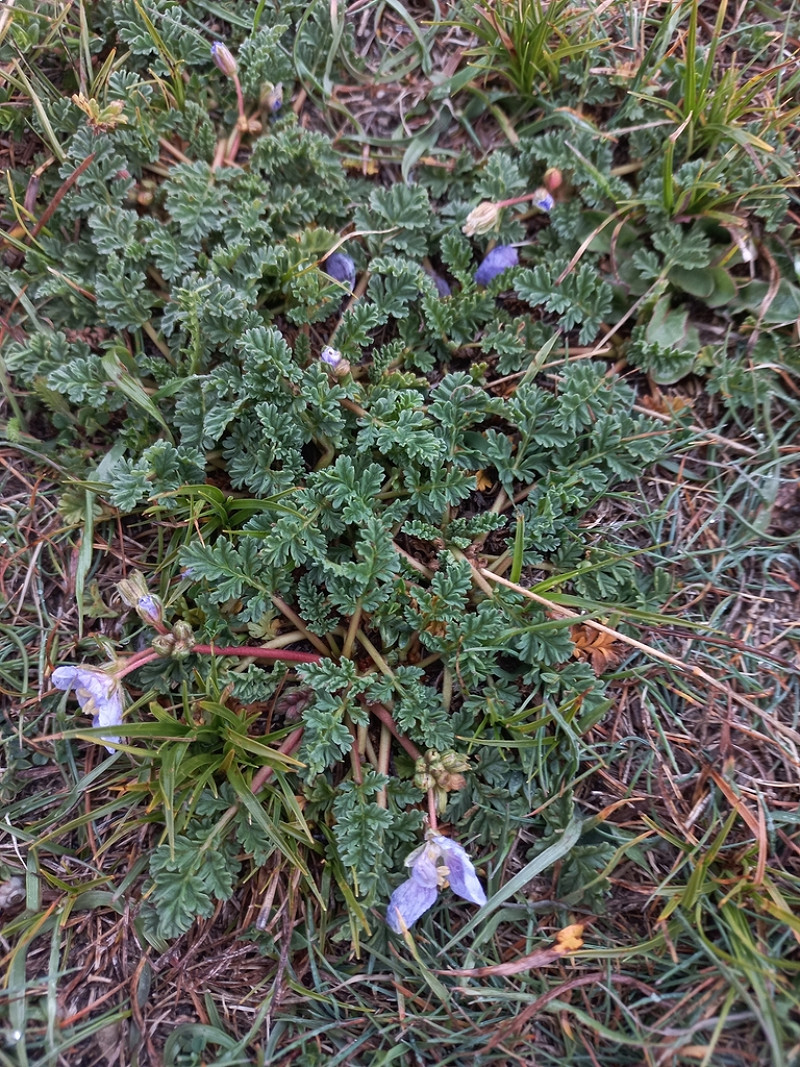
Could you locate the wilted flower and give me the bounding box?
[463,200,501,236]
[531,186,555,212]
[211,41,237,77]
[474,244,518,286]
[324,252,356,292]
[51,665,124,753]
[386,833,487,933]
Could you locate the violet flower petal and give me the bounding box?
[474,245,519,286]
[52,665,124,752]
[387,877,439,933]
[436,837,487,907]
[324,252,356,292]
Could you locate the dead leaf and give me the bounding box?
[571,623,621,674]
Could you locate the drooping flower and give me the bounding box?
[324,252,356,292]
[51,665,125,753]
[474,244,518,286]
[386,833,487,933]
[211,41,238,78]
[118,572,164,628]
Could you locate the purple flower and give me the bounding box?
[51,665,125,753]
[386,834,487,933]
[426,270,451,297]
[324,252,356,293]
[474,245,518,286]
[320,345,343,368]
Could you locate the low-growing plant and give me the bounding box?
[2,0,799,1062]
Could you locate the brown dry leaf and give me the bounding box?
[571,623,622,674]
[640,386,693,418]
[438,924,584,977]
[475,469,494,492]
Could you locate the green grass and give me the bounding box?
[1,0,800,1064]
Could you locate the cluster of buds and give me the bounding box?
[71,94,127,133]
[414,749,470,811]
[151,620,196,659]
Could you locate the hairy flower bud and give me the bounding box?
[425,270,451,297]
[136,595,163,627]
[118,572,164,627]
[263,83,283,114]
[463,201,501,236]
[544,167,563,192]
[151,633,176,656]
[172,620,195,657]
[211,41,237,77]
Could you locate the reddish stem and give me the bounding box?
[249,727,305,793]
[367,701,422,761]
[191,644,322,664]
[427,788,439,832]
[116,650,160,678]
[496,190,547,209]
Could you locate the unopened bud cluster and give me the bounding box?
[151,621,195,659]
[414,750,470,796]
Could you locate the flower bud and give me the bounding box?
[151,633,176,657]
[531,186,555,212]
[544,167,563,192]
[211,41,237,78]
[136,595,164,627]
[425,270,451,297]
[441,751,470,774]
[264,83,283,114]
[172,620,195,657]
[462,201,501,236]
[118,572,149,609]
